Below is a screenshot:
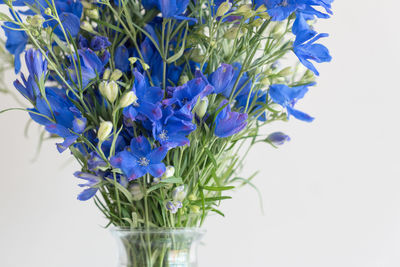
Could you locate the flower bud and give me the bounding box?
[100,81,119,103]
[267,132,291,146]
[81,21,94,32]
[44,8,52,16]
[163,166,175,179]
[129,184,144,201]
[172,185,187,202]
[129,57,138,65]
[271,22,285,37]
[119,91,137,108]
[86,9,99,20]
[258,12,270,19]
[194,97,208,119]
[97,121,113,142]
[141,62,150,71]
[235,4,252,15]
[179,74,189,85]
[190,205,200,214]
[166,201,182,214]
[110,69,123,81]
[103,68,111,80]
[250,18,263,28]
[216,1,231,17]
[30,15,44,27]
[188,194,196,201]
[260,77,270,87]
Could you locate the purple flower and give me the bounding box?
[90,36,111,51]
[74,172,102,201]
[269,83,315,122]
[166,201,183,214]
[123,71,163,122]
[214,100,248,138]
[267,132,291,146]
[111,136,168,180]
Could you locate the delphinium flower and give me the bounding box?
[1,14,28,73]
[111,136,168,180]
[269,83,315,122]
[214,100,248,138]
[267,132,291,146]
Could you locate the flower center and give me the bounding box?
[138,157,150,166]
[279,0,288,7]
[158,130,169,141]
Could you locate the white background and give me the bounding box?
[1,0,400,266]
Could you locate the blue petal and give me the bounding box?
[130,136,152,158]
[148,163,166,178]
[78,187,98,201]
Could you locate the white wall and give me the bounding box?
[1,0,400,266]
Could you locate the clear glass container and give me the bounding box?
[111,228,205,267]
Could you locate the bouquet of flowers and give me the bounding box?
[0,0,333,265]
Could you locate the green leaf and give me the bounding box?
[105,178,133,204]
[161,177,183,184]
[202,185,235,191]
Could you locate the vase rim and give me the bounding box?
[110,227,206,235]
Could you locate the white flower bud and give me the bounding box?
[119,91,137,108]
[190,205,200,214]
[103,68,111,80]
[81,21,94,32]
[86,9,99,20]
[216,1,232,17]
[97,121,113,142]
[163,166,175,179]
[224,27,246,39]
[110,69,123,81]
[172,185,187,202]
[30,15,44,27]
[44,8,52,16]
[128,57,138,65]
[235,4,252,15]
[129,184,144,201]
[99,81,119,103]
[278,67,292,77]
[194,97,208,119]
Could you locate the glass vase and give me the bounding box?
[111,228,205,267]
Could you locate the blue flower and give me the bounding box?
[40,0,83,40]
[253,0,333,21]
[123,71,163,122]
[152,106,196,149]
[111,136,168,180]
[164,73,214,110]
[29,87,87,152]
[219,63,253,100]
[13,49,47,102]
[114,45,131,73]
[269,83,315,122]
[74,172,102,201]
[214,100,248,138]
[208,63,235,94]
[69,49,105,87]
[1,16,28,74]
[267,132,291,146]
[142,0,192,20]
[293,33,332,76]
[90,36,111,51]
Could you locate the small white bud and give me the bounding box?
[44,8,52,16]
[110,69,123,81]
[172,185,187,202]
[119,91,137,108]
[86,9,99,20]
[81,21,94,32]
[163,166,175,179]
[99,81,119,103]
[129,184,144,201]
[128,57,138,65]
[97,121,113,142]
[216,1,232,17]
[194,97,208,119]
[103,68,111,80]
